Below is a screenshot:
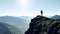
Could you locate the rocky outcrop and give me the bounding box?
[25,15,60,34]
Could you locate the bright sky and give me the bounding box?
[0,0,60,17]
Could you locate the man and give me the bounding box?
[41,10,43,16]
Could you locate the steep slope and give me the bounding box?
[0,22,22,34]
[25,15,60,34]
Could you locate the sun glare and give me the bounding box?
[18,0,28,6]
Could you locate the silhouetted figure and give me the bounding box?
[41,10,43,16]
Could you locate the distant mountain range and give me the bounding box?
[0,16,32,34]
[0,22,22,34]
[51,15,60,19]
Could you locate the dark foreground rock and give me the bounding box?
[25,15,60,34]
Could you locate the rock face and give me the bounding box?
[25,15,60,34]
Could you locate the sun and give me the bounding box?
[21,0,27,5]
[18,0,28,6]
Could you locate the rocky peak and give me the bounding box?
[25,15,60,34]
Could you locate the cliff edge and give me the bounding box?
[25,15,60,34]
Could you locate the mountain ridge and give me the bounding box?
[0,22,22,34]
[0,16,31,34]
[51,15,60,19]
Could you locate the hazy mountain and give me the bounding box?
[0,16,32,34]
[19,16,33,19]
[0,22,22,34]
[51,15,60,19]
